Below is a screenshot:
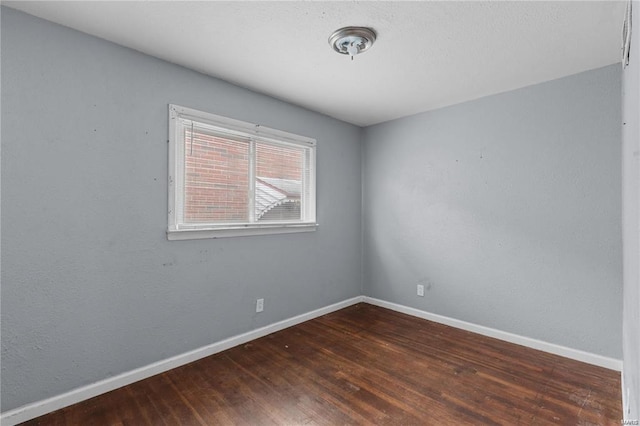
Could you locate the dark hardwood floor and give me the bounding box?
[22,303,622,425]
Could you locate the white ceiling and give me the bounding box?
[4,1,627,127]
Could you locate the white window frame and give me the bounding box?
[168,104,317,240]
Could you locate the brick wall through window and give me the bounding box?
[184,129,304,223]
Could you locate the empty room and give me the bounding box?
[1,1,639,425]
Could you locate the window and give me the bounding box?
[168,105,317,240]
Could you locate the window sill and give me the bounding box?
[167,223,318,240]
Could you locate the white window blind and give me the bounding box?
[168,105,317,240]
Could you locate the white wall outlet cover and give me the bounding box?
[417,285,425,297]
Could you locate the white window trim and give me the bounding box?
[168,104,317,240]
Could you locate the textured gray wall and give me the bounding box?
[363,65,622,359]
[622,1,640,418]
[0,8,362,411]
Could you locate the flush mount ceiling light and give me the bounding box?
[329,27,376,60]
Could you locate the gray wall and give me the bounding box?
[362,65,622,359]
[0,8,362,411]
[622,1,640,418]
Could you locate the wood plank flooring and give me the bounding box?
[22,303,622,425]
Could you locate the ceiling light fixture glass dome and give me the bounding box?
[329,27,376,60]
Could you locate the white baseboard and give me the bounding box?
[1,295,622,425]
[363,296,623,372]
[0,296,365,426]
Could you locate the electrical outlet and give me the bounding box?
[256,298,264,313]
[417,284,425,297]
